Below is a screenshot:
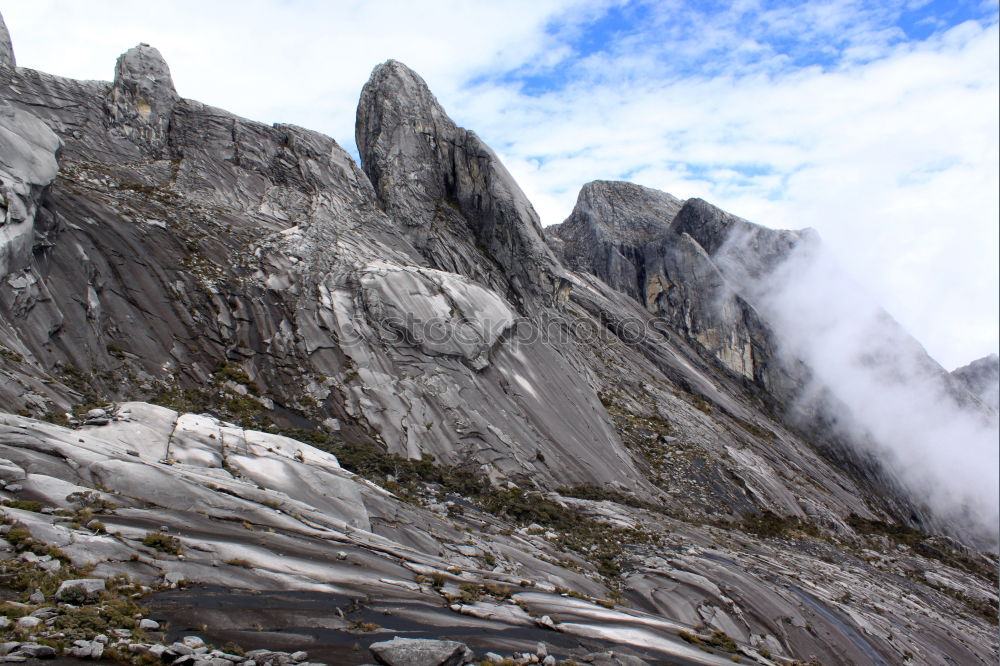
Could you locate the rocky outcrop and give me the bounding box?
[0,405,996,665]
[551,184,794,388]
[0,12,13,70]
[0,100,60,277]
[357,60,566,311]
[369,637,472,666]
[105,44,179,154]
[553,180,683,302]
[953,353,1000,411]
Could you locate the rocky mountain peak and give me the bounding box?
[357,60,566,310]
[563,180,684,245]
[106,43,179,153]
[670,197,740,256]
[0,12,13,70]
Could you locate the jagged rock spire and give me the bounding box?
[356,60,567,310]
[106,43,179,154]
[0,10,15,70]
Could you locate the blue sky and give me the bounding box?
[3,0,998,368]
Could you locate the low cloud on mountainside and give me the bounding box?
[719,229,1000,544]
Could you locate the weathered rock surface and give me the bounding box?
[953,353,999,411]
[369,637,471,666]
[357,60,567,311]
[0,10,995,666]
[106,44,179,154]
[0,12,13,70]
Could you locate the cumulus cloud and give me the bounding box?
[3,0,997,368]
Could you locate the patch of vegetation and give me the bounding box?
[1,499,43,513]
[478,486,657,580]
[679,629,739,654]
[213,361,258,391]
[732,510,820,539]
[141,531,182,555]
[918,572,998,624]
[690,395,713,414]
[3,523,70,562]
[346,619,380,632]
[847,514,997,582]
[106,342,127,359]
[0,346,23,363]
[556,483,654,510]
[150,382,267,429]
[732,417,776,441]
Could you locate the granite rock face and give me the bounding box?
[551,186,799,389]
[357,60,567,312]
[0,12,996,665]
[106,44,179,154]
[0,12,13,70]
[953,353,1000,411]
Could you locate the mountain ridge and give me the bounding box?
[0,12,996,665]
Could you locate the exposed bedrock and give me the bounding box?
[0,10,995,663]
[357,60,568,312]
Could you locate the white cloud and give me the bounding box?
[2,0,997,369]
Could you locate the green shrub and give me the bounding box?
[142,531,182,555]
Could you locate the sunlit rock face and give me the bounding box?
[357,60,567,312]
[0,9,996,665]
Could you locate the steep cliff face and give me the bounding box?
[357,61,567,312]
[551,185,801,392]
[0,12,996,665]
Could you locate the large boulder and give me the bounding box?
[369,637,472,666]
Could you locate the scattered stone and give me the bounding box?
[55,578,106,601]
[16,644,56,658]
[39,559,61,573]
[28,589,43,604]
[139,618,160,630]
[15,616,40,629]
[170,643,195,656]
[579,652,651,666]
